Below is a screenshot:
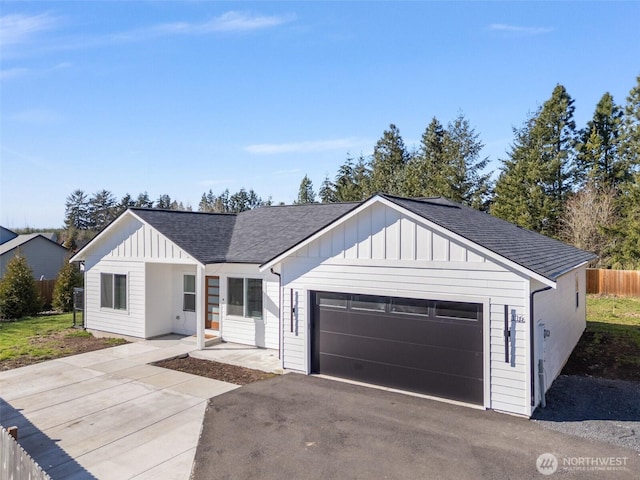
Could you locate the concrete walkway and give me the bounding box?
[189,341,283,373]
[0,336,239,480]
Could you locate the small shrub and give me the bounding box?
[0,255,43,319]
[52,258,83,312]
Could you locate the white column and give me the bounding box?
[196,264,205,350]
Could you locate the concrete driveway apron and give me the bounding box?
[0,336,238,480]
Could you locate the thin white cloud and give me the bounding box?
[0,62,71,80]
[152,11,295,35]
[489,23,554,35]
[0,13,60,46]
[245,138,364,155]
[8,109,62,124]
[0,67,30,79]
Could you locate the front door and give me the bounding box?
[206,276,220,330]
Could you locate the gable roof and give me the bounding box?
[0,226,18,245]
[0,233,68,256]
[381,195,596,281]
[226,202,358,263]
[131,209,236,264]
[129,203,358,264]
[74,195,595,283]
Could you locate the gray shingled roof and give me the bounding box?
[129,203,357,265]
[131,209,236,264]
[226,202,358,263]
[381,195,596,281]
[125,195,594,282]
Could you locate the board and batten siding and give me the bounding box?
[279,202,531,415]
[83,213,199,338]
[83,214,197,271]
[209,264,280,349]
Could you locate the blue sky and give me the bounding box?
[1,1,639,228]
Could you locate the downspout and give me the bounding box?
[530,285,552,407]
[270,268,282,360]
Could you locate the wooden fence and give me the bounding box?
[35,280,56,308]
[1,426,51,480]
[586,269,640,297]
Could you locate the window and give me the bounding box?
[227,278,263,319]
[575,274,579,309]
[350,294,386,312]
[434,300,480,321]
[390,297,430,317]
[317,292,348,309]
[183,274,196,312]
[100,273,127,310]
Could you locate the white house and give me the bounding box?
[71,194,595,417]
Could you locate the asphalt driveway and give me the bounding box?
[193,374,640,479]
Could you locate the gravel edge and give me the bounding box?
[532,375,640,452]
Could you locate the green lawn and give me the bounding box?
[0,313,126,369]
[563,295,640,381]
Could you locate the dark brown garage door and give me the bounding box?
[311,292,484,405]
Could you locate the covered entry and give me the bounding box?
[311,291,484,405]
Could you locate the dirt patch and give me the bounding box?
[0,330,127,371]
[562,329,640,382]
[153,355,276,385]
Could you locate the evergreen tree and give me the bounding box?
[577,92,626,188]
[492,85,577,236]
[605,172,640,269]
[52,258,83,312]
[0,255,42,319]
[404,117,449,198]
[295,175,316,204]
[116,193,135,215]
[64,189,89,230]
[405,114,491,209]
[88,190,117,230]
[319,175,337,203]
[620,75,640,175]
[334,155,370,202]
[228,188,263,212]
[156,194,172,209]
[135,192,154,208]
[368,124,410,195]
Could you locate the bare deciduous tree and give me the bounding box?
[560,182,617,267]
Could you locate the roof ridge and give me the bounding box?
[129,207,237,217]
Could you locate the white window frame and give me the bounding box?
[100,273,127,311]
[227,277,263,320]
[183,274,196,312]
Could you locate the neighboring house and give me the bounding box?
[71,194,596,417]
[0,233,69,280]
[0,226,18,245]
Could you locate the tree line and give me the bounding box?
[296,76,640,269]
[61,75,639,269]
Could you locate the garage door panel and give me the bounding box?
[318,353,484,405]
[319,308,482,352]
[312,291,484,406]
[317,331,483,379]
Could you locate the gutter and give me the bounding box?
[270,268,282,360]
[530,285,552,407]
